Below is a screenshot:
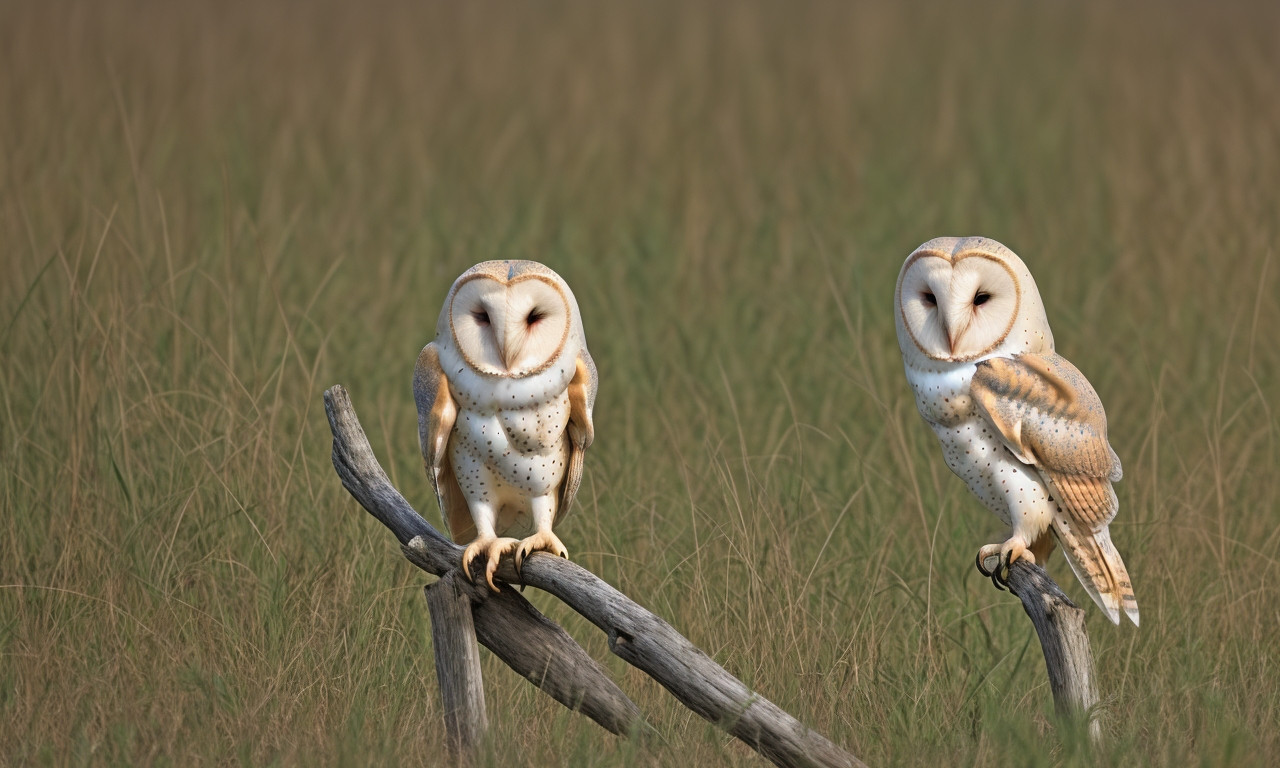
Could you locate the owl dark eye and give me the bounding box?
[526,309,545,325]
[472,309,490,326]
[922,292,936,306]
[974,292,991,306]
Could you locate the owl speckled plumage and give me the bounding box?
[895,237,1139,626]
[414,260,596,590]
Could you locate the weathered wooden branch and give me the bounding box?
[325,385,865,768]
[425,572,488,759]
[1004,560,1102,744]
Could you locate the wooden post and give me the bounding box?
[1004,560,1102,745]
[425,571,488,761]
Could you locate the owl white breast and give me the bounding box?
[439,343,576,510]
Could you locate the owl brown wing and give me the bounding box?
[413,343,474,542]
[556,349,597,524]
[970,352,1123,532]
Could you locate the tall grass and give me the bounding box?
[2,1,1277,765]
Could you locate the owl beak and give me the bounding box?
[503,341,522,370]
[484,311,514,371]
[943,307,970,357]
[498,317,527,371]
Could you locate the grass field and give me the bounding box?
[3,1,1279,765]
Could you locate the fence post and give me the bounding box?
[425,571,488,760]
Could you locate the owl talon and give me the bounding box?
[514,530,570,577]
[460,536,520,592]
[991,565,1009,591]
[975,544,1003,579]
[484,557,503,592]
[976,539,1034,592]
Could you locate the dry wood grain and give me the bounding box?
[425,573,488,759]
[1005,559,1102,745]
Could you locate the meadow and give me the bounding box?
[2,1,1278,765]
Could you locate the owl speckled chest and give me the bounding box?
[440,345,577,508]
[904,358,1054,534]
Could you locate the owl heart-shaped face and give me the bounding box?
[448,273,571,377]
[897,249,1022,362]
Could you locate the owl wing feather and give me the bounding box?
[557,349,597,524]
[971,352,1138,626]
[413,343,475,542]
[970,353,1121,530]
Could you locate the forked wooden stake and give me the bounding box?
[324,385,864,768]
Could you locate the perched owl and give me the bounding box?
[894,237,1139,626]
[413,260,597,591]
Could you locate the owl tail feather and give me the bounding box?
[1052,520,1140,627]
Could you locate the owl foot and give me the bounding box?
[461,536,520,592]
[514,530,569,576]
[975,538,1035,591]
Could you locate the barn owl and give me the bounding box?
[413,260,597,591]
[894,237,1139,626]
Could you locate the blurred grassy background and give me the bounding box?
[2,1,1278,765]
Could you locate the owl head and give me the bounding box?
[895,237,1054,366]
[436,260,586,378]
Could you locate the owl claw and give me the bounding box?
[991,566,1009,591]
[514,530,569,577]
[460,536,520,592]
[975,539,1034,592]
[976,544,1002,578]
